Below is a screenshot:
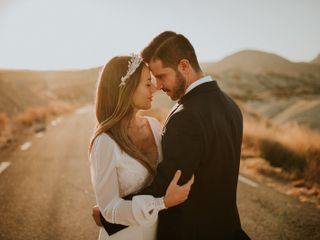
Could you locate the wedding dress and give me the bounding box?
[89,117,164,240]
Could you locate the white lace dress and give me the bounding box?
[89,117,165,240]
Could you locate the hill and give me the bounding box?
[311,54,320,64]
[201,50,320,129]
[202,49,320,77]
[0,68,101,116]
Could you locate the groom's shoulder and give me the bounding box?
[163,108,203,138]
[168,107,198,127]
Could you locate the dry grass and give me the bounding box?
[243,118,320,184]
[14,107,48,126]
[0,112,9,132]
[13,101,73,126]
[0,112,13,148]
[46,101,73,116]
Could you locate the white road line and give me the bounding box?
[0,162,11,174]
[35,132,44,138]
[75,105,92,115]
[20,142,32,151]
[51,117,63,127]
[238,175,259,188]
[51,120,57,126]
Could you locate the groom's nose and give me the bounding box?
[156,80,163,90]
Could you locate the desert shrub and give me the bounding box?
[13,101,73,126]
[304,150,320,183]
[260,139,306,172]
[14,107,48,126]
[47,101,73,116]
[243,118,320,184]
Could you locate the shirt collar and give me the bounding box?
[185,75,213,94]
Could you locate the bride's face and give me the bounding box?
[132,65,157,110]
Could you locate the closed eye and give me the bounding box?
[146,78,152,87]
[155,74,164,80]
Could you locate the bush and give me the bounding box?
[260,139,306,172]
[13,101,73,127]
[14,107,48,126]
[47,101,73,116]
[243,118,320,184]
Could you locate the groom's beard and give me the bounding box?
[171,71,186,101]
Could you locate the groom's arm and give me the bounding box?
[125,110,204,201]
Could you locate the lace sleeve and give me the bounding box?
[89,134,166,227]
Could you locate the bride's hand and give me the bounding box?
[163,170,194,208]
[92,205,102,227]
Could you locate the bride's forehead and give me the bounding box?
[141,66,151,79]
[150,73,157,86]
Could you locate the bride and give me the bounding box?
[89,54,194,240]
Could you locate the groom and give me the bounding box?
[94,31,250,239]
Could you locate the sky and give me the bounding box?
[0,0,319,70]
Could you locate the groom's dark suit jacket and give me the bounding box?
[101,80,250,239]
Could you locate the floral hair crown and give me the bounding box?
[119,53,143,87]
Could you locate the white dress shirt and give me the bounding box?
[185,75,213,94]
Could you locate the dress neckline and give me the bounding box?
[100,117,161,168]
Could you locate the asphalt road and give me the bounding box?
[0,105,319,240]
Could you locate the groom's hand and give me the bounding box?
[91,205,102,227]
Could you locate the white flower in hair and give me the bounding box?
[119,53,143,87]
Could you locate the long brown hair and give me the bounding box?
[89,56,155,174]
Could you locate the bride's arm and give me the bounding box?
[90,134,191,227]
[90,134,164,226]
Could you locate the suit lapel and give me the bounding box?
[162,103,181,135]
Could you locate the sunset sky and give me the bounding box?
[0,0,319,70]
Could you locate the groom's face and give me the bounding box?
[149,59,186,101]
